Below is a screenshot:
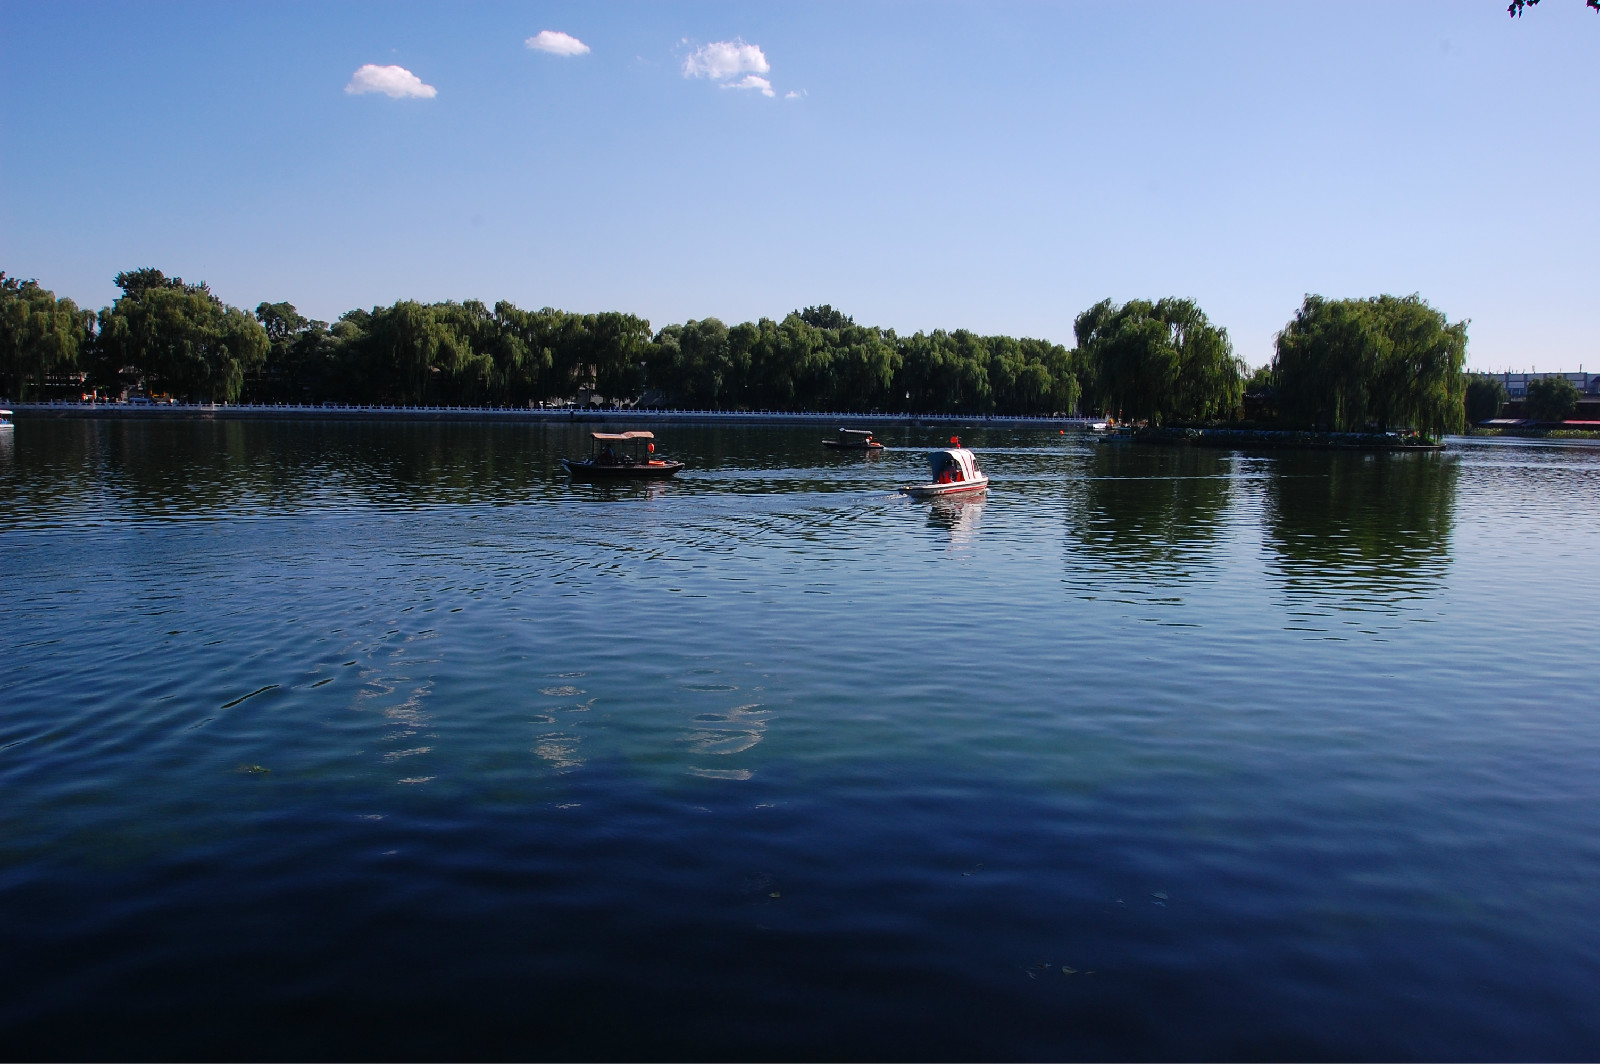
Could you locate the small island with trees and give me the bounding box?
[3,267,1587,444]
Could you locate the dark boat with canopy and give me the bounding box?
[822,428,884,450]
[562,431,685,479]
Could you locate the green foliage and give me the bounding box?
[1272,294,1466,436]
[1464,374,1507,424]
[1074,297,1243,425]
[98,269,268,402]
[246,302,338,403]
[637,312,1069,415]
[0,273,94,399]
[797,304,853,330]
[7,270,1205,420]
[1507,0,1600,17]
[1523,375,1580,422]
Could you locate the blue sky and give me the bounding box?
[2,1,1594,371]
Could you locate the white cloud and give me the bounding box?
[722,74,775,97]
[683,39,769,81]
[525,30,590,57]
[345,64,437,99]
[785,89,806,100]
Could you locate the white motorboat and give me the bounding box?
[900,437,989,498]
[0,409,12,431]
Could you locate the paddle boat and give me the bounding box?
[822,428,884,451]
[900,437,989,498]
[562,431,684,479]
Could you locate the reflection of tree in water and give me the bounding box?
[1065,445,1234,577]
[1264,452,1457,630]
[9,420,562,522]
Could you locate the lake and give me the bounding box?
[2,419,1597,1060]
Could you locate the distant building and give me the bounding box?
[1490,371,1598,399]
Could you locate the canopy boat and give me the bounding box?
[562,431,684,479]
[822,428,884,450]
[0,409,12,431]
[900,437,989,498]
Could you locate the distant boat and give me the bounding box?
[900,437,989,498]
[822,428,884,450]
[562,431,684,479]
[0,409,12,431]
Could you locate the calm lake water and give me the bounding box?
[2,419,1597,1060]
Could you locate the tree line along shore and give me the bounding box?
[2,267,1502,437]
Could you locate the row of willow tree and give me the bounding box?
[3,268,1474,433]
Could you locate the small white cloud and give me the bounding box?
[722,74,775,97]
[784,89,806,100]
[345,64,437,99]
[526,30,590,57]
[683,39,769,81]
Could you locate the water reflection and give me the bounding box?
[925,495,985,547]
[684,701,769,780]
[1263,452,1457,631]
[563,477,672,504]
[0,420,1038,530]
[0,419,565,525]
[1065,445,1234,573]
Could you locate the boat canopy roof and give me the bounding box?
[927,447,980,474]
[590,431,654,441]
[838,428,875,436]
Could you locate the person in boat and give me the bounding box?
[600,443,617,464]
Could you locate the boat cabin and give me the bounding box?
[587,431,657,465]
[928,447,981,485]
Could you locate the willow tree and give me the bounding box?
[1074,297,1242,424]
[344,300,497,405]
[1272,294,1466,436]
[246,301,341,403]
[97,269,268,403]
[896,329,994,414]
[0,274,94,399]
[648,318,737,407]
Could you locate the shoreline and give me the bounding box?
[1130,426,1446,452]
[0,401,1098,431]
[1466,426,1600,441]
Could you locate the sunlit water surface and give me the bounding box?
[2,420,1597,1060]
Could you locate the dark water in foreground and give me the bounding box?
[2,420,1597,1060]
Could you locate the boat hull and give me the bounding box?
[822,440,884,450]
[901,476,989,499]
[562,459,684,479]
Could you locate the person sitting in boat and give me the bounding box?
[600,443,617,464]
